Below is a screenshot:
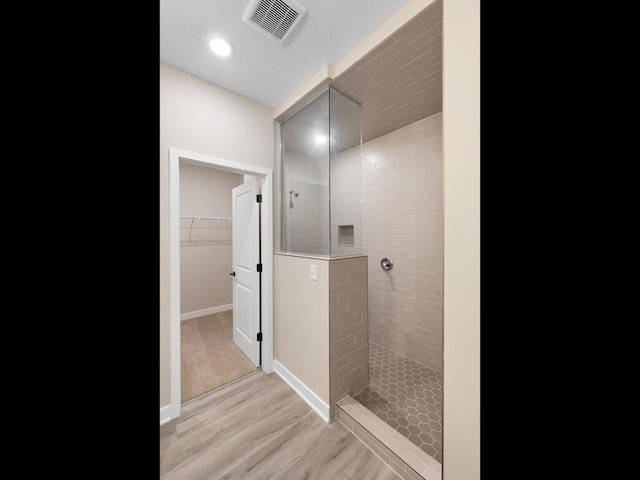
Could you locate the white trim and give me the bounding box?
[180,304,232,321]
[261,174,274,374]
[160,405,172,426]
[169,149,181,421]
[273,360,330,423]
[169,147,274,421]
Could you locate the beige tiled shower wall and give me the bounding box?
[362,113,443,373]
[329,256,368,417]
[330,146,363,256]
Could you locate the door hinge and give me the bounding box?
[257,263,263,272]
[257,332,263,342]
[256,193,262,203]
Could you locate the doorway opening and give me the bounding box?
[179,162,258,403]
[169,148,274,420]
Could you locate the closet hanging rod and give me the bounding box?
[180,216,232,221]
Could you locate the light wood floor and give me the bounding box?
[181,310,257,403]
[161,370,401,480]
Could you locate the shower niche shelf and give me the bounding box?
[338,225,354,246]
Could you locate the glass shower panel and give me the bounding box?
[281,90,330,256]
[280,87,362,258]
[329,88,362,256]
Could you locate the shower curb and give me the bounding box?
[336,395,441,480]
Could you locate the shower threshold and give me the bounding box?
[336,395,441,480]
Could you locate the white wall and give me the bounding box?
[443,0,480,478]
[179,163,243,315]
[160,63,273,408]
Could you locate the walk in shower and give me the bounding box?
[276,18,444,470]
[352,110,444,463]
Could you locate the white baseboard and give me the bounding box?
[181,304,232,321]
[160,405,172,426]
[273,360,330,423]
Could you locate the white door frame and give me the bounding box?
[169,147,274,420]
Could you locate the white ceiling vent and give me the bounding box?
[243,0,307,43]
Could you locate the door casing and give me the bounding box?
[168,147,273,421]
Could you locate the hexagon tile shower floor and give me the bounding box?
[354,342,443,463]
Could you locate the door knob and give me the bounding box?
[230,271,235,276]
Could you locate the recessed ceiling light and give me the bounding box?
[314,134,327,144]
[209,38,231,57]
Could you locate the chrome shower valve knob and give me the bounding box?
[380,257,393,271]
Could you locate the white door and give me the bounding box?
[232,179,261,366]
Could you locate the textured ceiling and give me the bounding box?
[160,0,409,108]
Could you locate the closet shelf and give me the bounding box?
[181,239,232,246]
[181,216,232,241]
[180,216,232,221]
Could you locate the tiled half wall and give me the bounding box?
[274,254,369,420]
[329,256,369,417]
